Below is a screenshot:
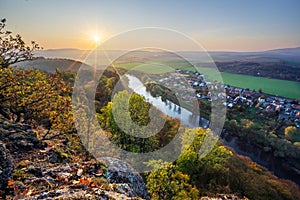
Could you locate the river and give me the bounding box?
[126,74,300,185]
[126,75,210,128]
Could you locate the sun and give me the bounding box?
[93,35,100,43]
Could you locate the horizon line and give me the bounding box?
[40,46,300,53]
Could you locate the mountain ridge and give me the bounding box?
[41,46,300,54]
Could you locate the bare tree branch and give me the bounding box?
[0,18,42,68]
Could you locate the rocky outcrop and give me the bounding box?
[0,121,46,152]
[103,157,150,200]
[0,119,148,199]
[26,187,144,199]
[0,141,13,190]
[200,194,249,200]
[0,120,45,192]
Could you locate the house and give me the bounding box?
[199,83,205,87]
[275,106,281,112]
[272,101,282,107]
[266,97,272,102]
[258,97,265,103]
[266,105,273,112]
[296,112,300,118]
[292,104,300,110]
[295,120,300,128]
[243,90,254,96]
[285,108,292,115]
[279,114,290,120]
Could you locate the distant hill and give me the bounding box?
[36,47,300,63]
[13,57,92,73]
[29,47,300,81]
[35,49,125,67]
[262,47,300,55]
[35,48,90,61]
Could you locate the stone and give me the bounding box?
[103,157,150,200]
[0,120,147,199]
[0,141,14,190]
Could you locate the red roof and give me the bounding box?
[292,104,300,110]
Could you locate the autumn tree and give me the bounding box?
[97,90,161,152]
[0,18,42,69]
[146,160,199,200]
[0,67,74,139]
[285,126,297,142]
[95,75,117,108]
[72,79,99,151]
[178,128,233,189]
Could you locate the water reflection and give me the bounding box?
[126,74,209,128]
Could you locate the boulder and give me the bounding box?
[103,157,150,200]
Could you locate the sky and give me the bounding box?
[1,0,300,51]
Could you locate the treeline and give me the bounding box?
[216,61,300,82]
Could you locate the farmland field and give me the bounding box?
[221,72,300,99]
[187,67,300,99]
[116,62,174,74]
[116,63,300,99]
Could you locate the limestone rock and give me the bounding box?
[103,157,150,200]
[201,194,249,200]
[0,120,147,199]
[0,141,13,190]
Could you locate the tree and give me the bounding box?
[97,90,160,153]
[146,161,199,200]
[178,128,233,190]
[129,93,151,126]
[258,88,262,93]
[0,18,42,68]
[0,67,74,138]
[284,126,297,141]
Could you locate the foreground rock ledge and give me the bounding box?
[0,120,149,199]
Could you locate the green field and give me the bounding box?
[221,72,300,99]
[116,63,300,99]
[116,62,174,74]
[186,67,300,99]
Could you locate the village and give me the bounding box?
[153,69,300,128]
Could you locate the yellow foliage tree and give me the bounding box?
[284,126,297,141]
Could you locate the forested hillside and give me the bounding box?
[1,65,299,199]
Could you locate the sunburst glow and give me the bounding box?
[93,35,100,43]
